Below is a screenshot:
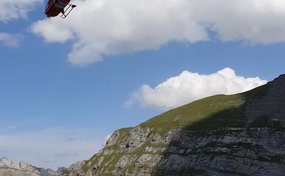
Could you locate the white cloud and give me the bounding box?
[31,0,285,65]
[0,33,21,47]
[31,20,75,43]
[0,0,42,22]
[0,128,104,170]
[128,68,267,109]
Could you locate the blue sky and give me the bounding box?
[0,0,285,169]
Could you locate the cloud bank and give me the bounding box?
[128,68,267,109]
[31,0,285,65]
[0,128,103,169]
[0,0,42,22]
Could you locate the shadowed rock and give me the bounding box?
[60,75,285,176]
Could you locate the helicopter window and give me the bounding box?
[55,0,66,9]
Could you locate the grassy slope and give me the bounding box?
[141,83,270,135]
[141,93,247,135]
[80,84,270,174]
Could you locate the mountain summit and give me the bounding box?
[56,75,285,175]
[0,157,57,176]
[60,75,285,176]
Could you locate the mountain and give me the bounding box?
[48,75,285,175]
[0,157,58,176]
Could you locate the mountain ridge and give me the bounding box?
[0,156,58,176]
[2,75,285,176]
[61,74,285,176]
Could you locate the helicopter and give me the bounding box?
[45,0,76,18]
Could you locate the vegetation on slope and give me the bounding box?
[141,93,247,135]
[74,84,273,175]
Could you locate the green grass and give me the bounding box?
[78,83,271,174]
[141,93,247,136]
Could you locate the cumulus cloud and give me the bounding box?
[0,33,21,47]
[31,0,285,65]
[0,0,42,22]
[127,68,267,109]
[0,128,104,169]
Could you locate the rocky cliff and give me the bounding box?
[0,157,58,176]
[61,75,285,176]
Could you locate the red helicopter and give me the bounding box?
[45,0,76,18]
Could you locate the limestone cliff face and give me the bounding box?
[0,157,58,176]
[61,75,285,176]
[246,74,285,123]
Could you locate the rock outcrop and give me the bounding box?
[61,75,285,176]
[0,157,58,176]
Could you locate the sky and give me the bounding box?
[0,0,285,170]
